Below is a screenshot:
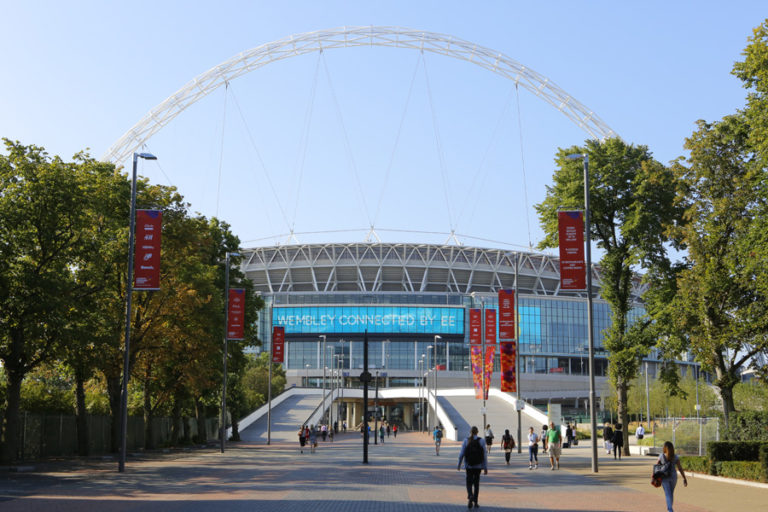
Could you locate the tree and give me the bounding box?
[654,114,768,430]
[0,140,120,462]
[536,138,680,455]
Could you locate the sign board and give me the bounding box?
[484,309,497,345]
[558,211,586,290]
[227,288,245,340]
[498,289,515,340]
[271,325,284,363]
[469,308,482,345]
[134,210,162,290]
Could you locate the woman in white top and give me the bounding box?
[484,425,494,453]
[527,426,539,469]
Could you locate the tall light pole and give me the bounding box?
[427,344,434,430]
[566,152,598,473]
[306,363,311,387]
[119,151,157,473]
[220,251,240,453]
[419,355,425,431]
[434,335,442,415]
[320,335,327,424]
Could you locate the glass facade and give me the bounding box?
[260,293,646,379]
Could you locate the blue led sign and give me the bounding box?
[273,306,464,335]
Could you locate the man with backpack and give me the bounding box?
[434,425,444,455]
[457,426,488,509]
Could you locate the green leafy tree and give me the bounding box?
[656,114,767,430]
[0,140,120,462]
[536,138,679,455]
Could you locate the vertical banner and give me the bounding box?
[498,289,515,340]
[272,326,285,363]
[469,308,482,345]
[484,346,495,400]
[558,211,586,290]
[471,346,484,399]
[227,288,245,340]
[484,309,497,345]
[500,341,517,392]
[134,210,162,290]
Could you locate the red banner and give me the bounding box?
[558,211,586,290]
[272,326,285,363]
[484,309,497,345]
[469,308,482,345]
[227,288,245,340]
[471,346,483,399]
[500,341,517,392]
[498,289,515,340]
[134,210,162,290]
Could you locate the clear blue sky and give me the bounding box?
[1,1,765,252]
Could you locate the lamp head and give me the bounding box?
[136,152,157,160]
[435,335,442,340]
[565,153,585,160]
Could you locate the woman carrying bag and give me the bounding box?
[652,441,687,512]
[501,429,515,465]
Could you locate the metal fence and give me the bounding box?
[11,412,221,461]
[649,417,720,456]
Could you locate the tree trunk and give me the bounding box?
[170,398,181,446]
[143,362,153,450]
[719,383,736,435]
[0,370,23,463]
[106,374,122,453]
[75,371,89,456]
[617,380,631,456]
[194,398,207,444]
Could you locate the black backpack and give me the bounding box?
[466,436,484,465]
[436,429,443,439]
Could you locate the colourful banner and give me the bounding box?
[498,289,515,340]
[471,346,484,399]
[484,346,494,399]
[272,326,285,363]
[134,210,162,290]
[500,341,517,392]
[558,210,586,290]
[469,308,482,345]
[227,288,245,340]
[484,309,497,345]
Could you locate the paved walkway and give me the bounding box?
[0,433,764,511]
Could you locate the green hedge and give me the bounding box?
[725,411,768,441]
[706,441,768,462]
[760,445,768,481]
[713,461,765,482]
[680,455,710,474]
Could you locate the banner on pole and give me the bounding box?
[134,209,162,290]
[469,308,482,345]
[500,341,517,392]
[498,289,515,340]
[272,326,285,363]
[227,288,245,340]
[558,211,586,290]
[484,309,497,345]
[471,346,484,399]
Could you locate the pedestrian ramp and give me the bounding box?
[436,389,550,445]
[238,388,323,443]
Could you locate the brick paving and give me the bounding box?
[0,432,764,511]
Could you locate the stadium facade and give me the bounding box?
[240,242,682,416]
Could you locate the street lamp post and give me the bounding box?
[320,335,327,424]
[220,251,240,454]
[306,363,311,387]
[566,152,598,473]
[119,151,157,473]
[418,357,424,431]
[426,344,434,430]
[374,370,379,444]
[434,335,442,427]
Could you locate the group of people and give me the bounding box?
[525,422,564,470]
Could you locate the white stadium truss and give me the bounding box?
[102,26,617,164]
[241,242,646,300]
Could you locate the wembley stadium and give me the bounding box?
[240,241,657,415]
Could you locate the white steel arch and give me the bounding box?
[102,26,618,163]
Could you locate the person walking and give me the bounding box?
[547,421,562,470]
[386,423,391,438]
[635,423,645,441]
[321,423,328,441]
[298,426,307,453]
[501,429,515,465]
[457,426,488,509]
[379,425,385,444]
[393,423,398,438]
[565,424,574,448]
[527,426,539,469]
[309,425,318,454]
[604,422,614,454]
[653,441,687,512]
[484,424,494,454]
[433,425,443,455]
[612,423,624,460]
[540,424,549,456]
